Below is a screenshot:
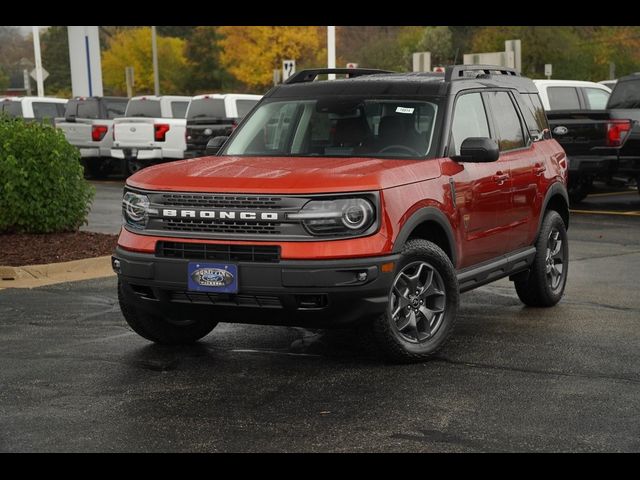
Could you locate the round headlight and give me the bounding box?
[123,192,149,226]
[342,201,372,230]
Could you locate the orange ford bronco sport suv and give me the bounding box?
[113,65,569,362]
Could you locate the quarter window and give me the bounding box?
[547,87,581,110]
[583,88,610,110]
[486,91,525,151]
[450,93,490,156]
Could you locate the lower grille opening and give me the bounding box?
[130,284,156,299]
[157,242,281,263]
[295,294,329,310]
[167,291,282,308]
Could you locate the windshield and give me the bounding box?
[187,98,226,119]
[221,97,442,159]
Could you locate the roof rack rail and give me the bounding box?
[285,68,394,85]
[445,64,520,82]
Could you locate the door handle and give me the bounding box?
[493,172,510,185]
[533,163,547,176]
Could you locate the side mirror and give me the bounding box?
[455,137,499,163]
[205,136,229,156]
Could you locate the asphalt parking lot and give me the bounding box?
[1,181,639,452]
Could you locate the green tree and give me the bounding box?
[41,26,72,96]
[417,26,455,67]
[101,27,189,96]
[184,26,236,93]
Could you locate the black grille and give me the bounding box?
[160,193,284,209]
[168,291,282,308]
[161,219,281,235]
[157,241,281,263]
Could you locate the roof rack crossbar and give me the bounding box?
[445,64,520,82]
[285,68,395,84]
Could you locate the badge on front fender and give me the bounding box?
[188,263,238,293]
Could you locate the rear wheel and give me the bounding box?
[126,158,144,176]
[118,282,217,344]
[514,210,568,307]
[372,239,459,363]
[84,159,115,179]
[568,176,591,204]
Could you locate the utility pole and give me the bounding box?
[327,26,336,80]
[32,26,45,97]
[151,26,160,96]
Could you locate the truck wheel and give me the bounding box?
[126,159,143,176]
[568,178,591,204]
[372,239,459,363]
[118,282,217,344]
[84,160,114,180]
[514,210,568,307]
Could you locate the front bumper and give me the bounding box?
[114,246,399,328]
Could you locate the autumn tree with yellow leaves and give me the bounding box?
[218,26,326,91]
[101,27,189,96]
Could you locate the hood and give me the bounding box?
[127,155,442,194]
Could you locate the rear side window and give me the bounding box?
[486,91,525,151]
[606,80,640,109]
[515,93,549,140]
[236,99,259,118]
[547,87,581,110]
[187,98,226,119]
[126,99,161,118]
[1,101,23,117]
[104,99,128,119]
[583,88,610,110]
[450,92,490,156]
[32,102,65,120]
[171,101,189,118]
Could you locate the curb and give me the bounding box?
[0,255,115,289]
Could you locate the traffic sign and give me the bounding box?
[346,63,358,69]
[545,64,552,79]
[282,60,296,82]
[433,66,445,73]
[30,67,49,82]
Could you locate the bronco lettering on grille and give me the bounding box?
[161,209,280,221]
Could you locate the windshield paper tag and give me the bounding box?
[395,107,414,114]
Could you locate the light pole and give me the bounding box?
[151,26,160,96]
[327,26,336,80]
[32,26,45,97]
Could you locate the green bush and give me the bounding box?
[0,117,95,233]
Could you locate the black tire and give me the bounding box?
[118,282,217,344]
[372,239,459,363]
[568,177,591,204]
[84,159,115,180]
[126,158,144,176]
[514,210,568,307]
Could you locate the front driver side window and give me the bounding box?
[450,93,490,156]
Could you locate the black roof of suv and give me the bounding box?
[268,65,539,99]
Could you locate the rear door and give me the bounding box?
[446,91,512,267]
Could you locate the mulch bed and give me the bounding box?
[0,232,119,267]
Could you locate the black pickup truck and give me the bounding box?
[547,74,640,202]
[184,94,261,158]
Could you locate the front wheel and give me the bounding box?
[372,239,459,363]
[514,210,568,307]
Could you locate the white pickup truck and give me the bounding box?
[55,96,129,178]
[111,95,191,174]
[0,96,67,124]
[533,79,612,111]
